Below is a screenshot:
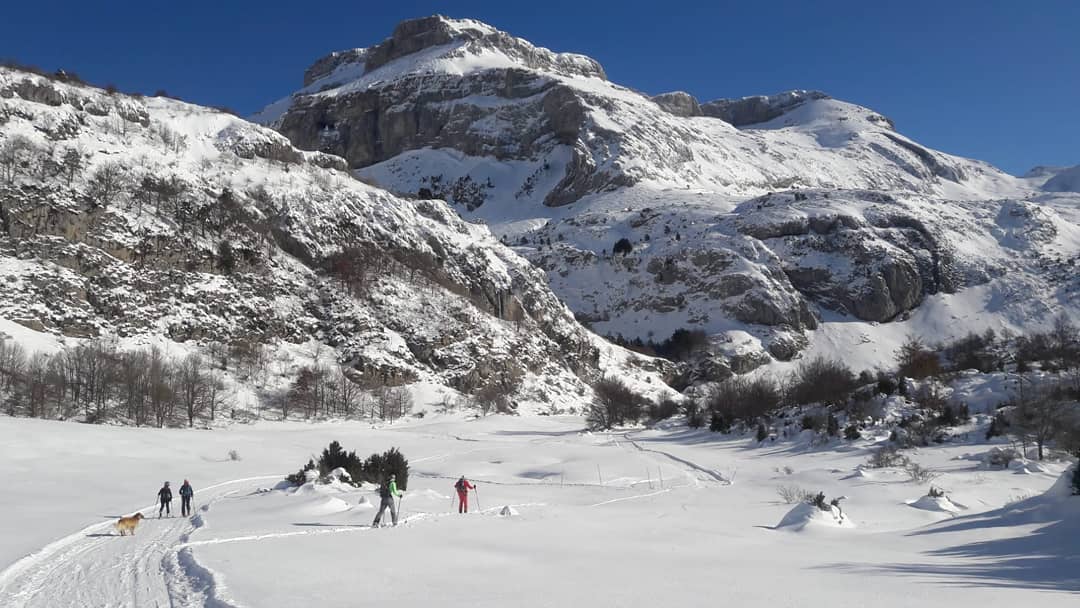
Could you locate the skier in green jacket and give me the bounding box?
[372,474,402,527]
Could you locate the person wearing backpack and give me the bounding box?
[372,474,402,527]
[454,476,475,513]
[179,480,195,517]
[157,481,173,518]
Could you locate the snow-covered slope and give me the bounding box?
[256,15,1079,375]
[0,66,672,412]
[1042,164,1080,193]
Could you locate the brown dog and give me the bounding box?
[115,512,144,536]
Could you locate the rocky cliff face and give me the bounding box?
[699,90,834,126]
[0,67,673,409]
[255,16,1079,375]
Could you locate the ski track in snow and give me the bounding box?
[0,476,282,608]
[620,432,734,486]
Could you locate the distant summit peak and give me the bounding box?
[301,15,605,89]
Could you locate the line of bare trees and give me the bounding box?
[282,364,413,422]
[0,339,228,427]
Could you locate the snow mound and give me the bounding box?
[327,467,352,481]
[1011,460,1050,474]
[498,506,519,517]
[300,496,352,516]
[907,495,963,513]
[850,467,875,479]
[776,502,853,531]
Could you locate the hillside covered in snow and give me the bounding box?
[257,15,1080,380]
[0,65,672,421]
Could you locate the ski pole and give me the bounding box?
[473,486,481,511]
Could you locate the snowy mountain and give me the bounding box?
[1042,165,1080,193]
[0,66,672,413]
[257,15,1080,375]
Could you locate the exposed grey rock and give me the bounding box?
[303,49,368,87]
[0,66,673,405]
[651,91,701,117]
[701,90,831,126]
[734,190,967,323]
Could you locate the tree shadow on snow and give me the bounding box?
[821,498,1080,592]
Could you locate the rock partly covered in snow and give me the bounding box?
[776,501,853,531]
[700,90,833,127]
[252,16,1079,370]
[907,494,963,514]
[0,66,674,410]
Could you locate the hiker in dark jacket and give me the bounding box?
[179,480,194,517]
[372,474,402,527]
[157,482,173,518]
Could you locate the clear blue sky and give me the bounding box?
[4,1,1077,174]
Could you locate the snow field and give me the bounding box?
[0,413,1075,607]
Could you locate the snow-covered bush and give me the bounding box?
[927,486,945,498]
[777,485,813,504]
[866,444,909,469]
[983,446,1020,468]
[843,424,862,440]
[904,462,941,484]
[228,449,241,461]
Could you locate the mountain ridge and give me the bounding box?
[255,15,1080,379]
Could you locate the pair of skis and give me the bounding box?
[451,486,480,512]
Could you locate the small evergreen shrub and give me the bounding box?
[843,424,862,441]
[827,414,840,437]
[1072,466,1080,496]
[286,459,317,485]
[876,374,898,396]
[986,412,1009,440]
[756,422,768,442]
[801,414,823,432]
[709,412,730,433]
[284,443,409,489]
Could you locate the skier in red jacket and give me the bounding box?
[454,476,475,513]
